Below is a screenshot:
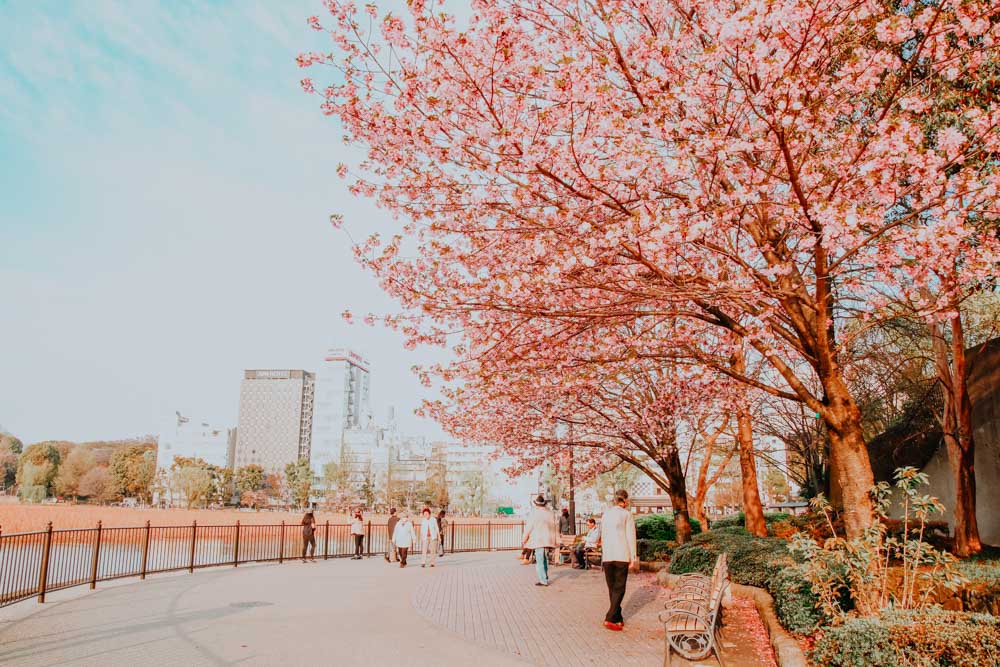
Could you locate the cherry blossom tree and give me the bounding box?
[303,0,1000,537]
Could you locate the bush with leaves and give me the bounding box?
[637,539,675,562]
[711,511,790,530]
[809,609,1000,667]
[669,525,824,632]
[635,513,702,541]
[790,467,966,621]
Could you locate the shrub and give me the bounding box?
[634,513,701,541]
[711,511,789,530]
[669,526,823,632]
[637,539,675,562]
[790,469,966,620]
[810,609,1000,667]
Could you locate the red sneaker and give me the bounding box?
[603,621,624,631]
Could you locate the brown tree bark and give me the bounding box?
[823,374,876,538]
[656,443,693,544]
[736,406,768,537]
[932,313,982,557]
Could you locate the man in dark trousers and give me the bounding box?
[301,507,317,563]
[600,490,637,631]
[385,507,399,562]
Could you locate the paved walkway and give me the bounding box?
[0,552,774,666]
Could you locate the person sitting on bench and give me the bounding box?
[574,517,600,569]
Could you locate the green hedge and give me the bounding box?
[634,513,701,541]
[810,609,1000,667]
[711,511,790,530]
[668,526,823,633]
[637,539,675,562]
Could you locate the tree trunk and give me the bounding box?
[934,315,982,557]
[736,407,768,537]
[823,376,875,538]
[655,446,692,544]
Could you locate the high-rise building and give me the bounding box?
[311,348,371,474]
[235,369,315,473]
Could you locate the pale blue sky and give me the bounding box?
[0,0,447,443]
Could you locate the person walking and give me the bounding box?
[301,507,318,563]
[392,513,417,568]
[521,494,558,586]
[350,509,365,560]
[600,490,637,631]
[559,508,573,535]
[436,510,448,557]
[574,517,600,570]
[419,507,439,567]
[385,507,400,562]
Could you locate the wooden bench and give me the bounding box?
[660,553,729,666]
[556,534,601,566]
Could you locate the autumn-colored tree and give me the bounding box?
[305,0,1000,538]
[235,464,265,495]
[78,466,114,503]
[173,466,213,509]
[54,446,97,501]
[284,459,313,509]
[109,445,156,503]
[0,433,23,455]
[16,443,62,501]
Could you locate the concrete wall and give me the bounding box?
[919,339,1000,545]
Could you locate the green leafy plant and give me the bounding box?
[810,609,1000,667]
[635,513,701,541]
[637,538,675,562]
[789,467,966,621]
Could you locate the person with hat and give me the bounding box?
[521,494,559,586]
[600,489,637,631]
[301,506,317,563]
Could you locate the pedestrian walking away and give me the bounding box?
[392,513,417,568]
[574,517,600,569]
[436,510,448,557]
[385,507,400,563]
[350,509,365,559]
[301,506,317,563]
[419,507,439,567]
[521,494,558,586]
[600,489,637,631]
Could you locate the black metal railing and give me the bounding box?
[0,520,525,608]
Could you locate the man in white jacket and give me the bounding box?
[419,507,440,567]
[521,494,558,586]
[600,489,637,631]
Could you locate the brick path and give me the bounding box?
[0,551,775,666]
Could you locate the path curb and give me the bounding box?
[656,572,808,667]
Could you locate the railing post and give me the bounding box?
[450,521,455,554]
[139,520,151,580]
[487,520,492,551]
[324,521,330,560]
[279,521,285,563]
[233,521,240,567]
[365,520,371,557]
[89,521,102,589]
[37,522,53,604]
[189,521,197,573]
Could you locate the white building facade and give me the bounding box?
[234,369,315,473]
[311,348,371,475]
[156,412,231,472]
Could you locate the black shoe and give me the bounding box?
[535,582,548,587]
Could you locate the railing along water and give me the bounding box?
[0,520,524,607]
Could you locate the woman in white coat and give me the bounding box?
[392,514,418,568]
[419,507,440,567]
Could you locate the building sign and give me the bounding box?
[253,370,291,379]
[324,347,370,371]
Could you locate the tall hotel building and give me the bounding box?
[311,348,371,474]
[235,369,315,473]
